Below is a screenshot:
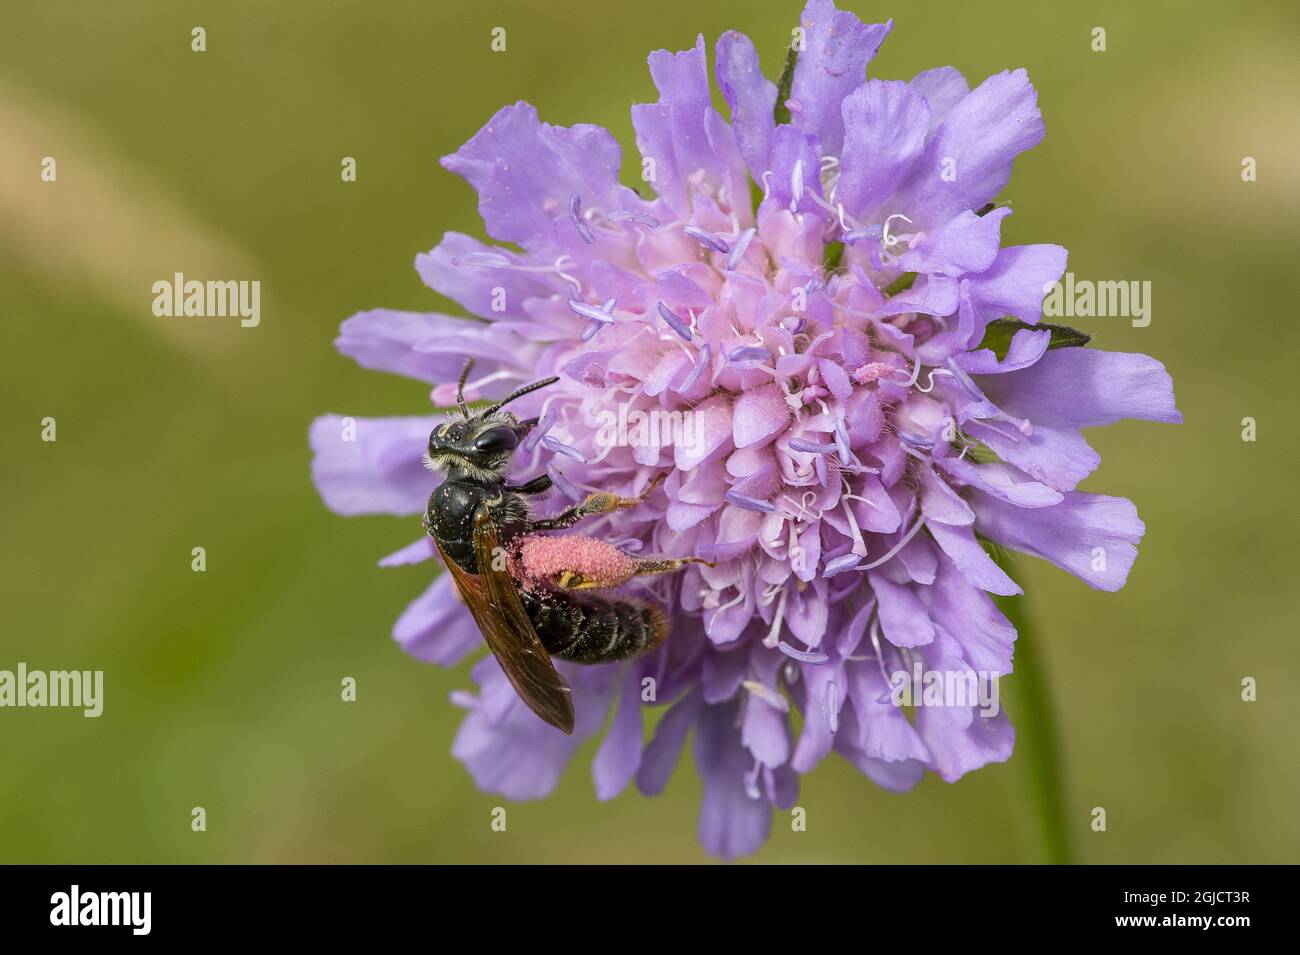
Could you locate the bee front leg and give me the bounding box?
[530,473,666,532]
[505,474,552,495]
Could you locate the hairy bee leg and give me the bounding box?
[529,474,665,532]
[629,556,715,578]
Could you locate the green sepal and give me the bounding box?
[773,47,798,126]
[881,272,917,297]
[823,241,844,273]
[976,318,1091,361]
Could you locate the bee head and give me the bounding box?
[425,360,558,482]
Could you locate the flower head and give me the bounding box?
[311,0,1179,859]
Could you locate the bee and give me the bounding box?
[422,360,708,734]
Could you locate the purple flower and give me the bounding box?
[311,0,1179,860]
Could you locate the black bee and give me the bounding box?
[423,360,705,734]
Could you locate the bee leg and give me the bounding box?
[630,556,715,578]
[545,556,712,590]
[530,474,665,532]
[505,474,552,495]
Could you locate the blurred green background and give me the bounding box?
[1,0,1296,863]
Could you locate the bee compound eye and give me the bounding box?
[474,427,519,453]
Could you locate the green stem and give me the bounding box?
[993,554,1073,864]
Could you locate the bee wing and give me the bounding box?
[435,505,575,735]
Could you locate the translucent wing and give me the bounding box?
[435,505,575,734]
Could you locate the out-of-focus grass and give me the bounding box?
[0,0,1296,863]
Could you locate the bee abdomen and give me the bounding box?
[521,590,666,664]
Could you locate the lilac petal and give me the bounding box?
[335,308,531,386]
[452,659,616,799]
[791,657,846,772]
[742,684,791,767]
[378,537,436,567]
[743,657,790,769]
[418,235,555,324]
[673,394,732,470]
[765,124,823,212]
[915,702,1015,783]
[926,520,1022,596]
[547,462,583,502]
[868,572,936,648]
[393,574,482,665]
[978,348,1182,429]
[636,692,702,795]
[593,670,644,800]
[909,66,969,132]
[632,36,730,215]
[840,662,931,764]
[971,489,1146,592]
[838,80,930,221]
[764,763,800,810]
[694,700,772,861]
[715,30,777,176]
[790,520,823,585]
[917,464,975,526]
[935,454,1064,508]
[310,414,436,516]
[732,383,790,449]
[876,274,961,318]
[962,243,1069,327]
[945,356,986,401]
[790,0,893,157]
[743,679,790,714]
[902,68,1045,227]
[655,269,712,308]
[965,419,1099,493]
[441,102,623,247]
[702,645,751,702]
[916,555,1016,676]
[898,207,1012,277]
[956,328,1051,375]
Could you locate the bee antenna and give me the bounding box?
[456,358,475,418]
[485,375,560,415]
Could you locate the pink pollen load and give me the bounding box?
[513,535,638,589]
